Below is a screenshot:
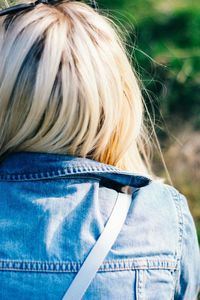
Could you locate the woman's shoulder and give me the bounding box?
[142,181,200,296]
[126,180,193,255]
[137,179,188,216]
[138,179,198,240]
[125,180,184,243]
[132,180,200,278]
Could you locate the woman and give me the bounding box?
[0,0,199,299]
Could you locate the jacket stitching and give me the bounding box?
[0,259,177,273]
[137,270,145,299]
[0,165,150,183]
[168,187,184,294]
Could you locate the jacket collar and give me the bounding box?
[0,152,151,188]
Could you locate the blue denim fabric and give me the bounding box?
[0,152,199,299]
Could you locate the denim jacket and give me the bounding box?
[0,152,199,300]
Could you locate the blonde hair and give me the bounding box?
[0,0,154,175]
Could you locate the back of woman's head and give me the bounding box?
[0,0,152,175]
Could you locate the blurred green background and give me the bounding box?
[0,0,199,242]
[99,0,200,242]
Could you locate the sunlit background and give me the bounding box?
[0,0,200,242]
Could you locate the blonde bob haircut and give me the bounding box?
[0,0,154,176]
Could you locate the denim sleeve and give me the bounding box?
[174,193,200,299]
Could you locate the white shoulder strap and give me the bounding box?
[62,190,132,300]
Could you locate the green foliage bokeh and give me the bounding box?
[100,0,200,128]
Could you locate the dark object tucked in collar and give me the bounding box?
[0,0,97,16]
